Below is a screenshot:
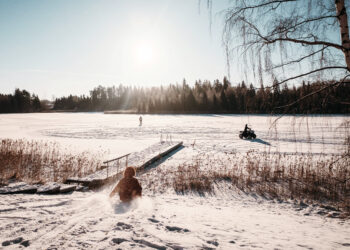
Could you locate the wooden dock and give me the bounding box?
[0,142,183,195]
[0,182,78,195]
[66,141,183,188]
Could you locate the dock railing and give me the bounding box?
[103,153,130,178]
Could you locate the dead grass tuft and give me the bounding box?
[142,150,350,212]
[173,164,213,195]
[0,139,103,184]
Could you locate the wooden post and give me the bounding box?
[117,159,120,175]
[126,155,128,167]
[106,162,109,178]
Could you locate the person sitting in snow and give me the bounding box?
[109,166,142,202]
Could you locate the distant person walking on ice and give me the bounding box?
[109,166,142,202]
[139,116,143,126]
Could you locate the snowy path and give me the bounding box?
[0,192,349,249]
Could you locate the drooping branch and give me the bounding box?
[239,17,344,51]
[275,74,350,110]
[271,66,348,88]
[269,15,338,37]
[221,0,350,109]
[226,0,297,23]
[271,46,328,70]
[264,37,344,51]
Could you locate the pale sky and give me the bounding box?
[0,0,233,99]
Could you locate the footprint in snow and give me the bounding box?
[133,239,166,250]
[207,240,219,247]
[148,218,160,223]
[338,243,350,247]
[111,238,128,245]
[114,222,133,231]
[2,237,30,247]
[166,225,190,233]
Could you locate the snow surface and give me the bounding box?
[0,113,348,156]
[0,113,349,249]
[0,192,349,249]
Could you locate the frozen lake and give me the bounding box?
[0,113,348,157]
[1,113,350,249]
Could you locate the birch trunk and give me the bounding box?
[335,0,350,71]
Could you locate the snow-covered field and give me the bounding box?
[0,113,349,249]
[0,113,348,155]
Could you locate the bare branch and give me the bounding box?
[271,66,348,88]
[221,0,349,108]
[264,37,344,51]
[269,15,338,37]
[238,17,343,51]
[226,0,297,23]
[275,74,350,110]
[271,46,328,70]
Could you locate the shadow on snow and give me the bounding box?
[248,138,271,146]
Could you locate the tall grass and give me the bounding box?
[172,163,213,195]
[142,149,350,212]
[0,139,103,184]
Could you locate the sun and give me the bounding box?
[135,42,154,65]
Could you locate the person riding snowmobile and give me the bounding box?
[243,124,249,137]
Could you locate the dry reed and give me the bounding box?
[142,149,350,212]
[0,139,103,184]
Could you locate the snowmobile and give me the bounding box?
[239,128,256,139]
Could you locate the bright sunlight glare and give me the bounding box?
[135,41,155,65]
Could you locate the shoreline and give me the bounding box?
[0,110,348,116]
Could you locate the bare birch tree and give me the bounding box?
[209,0,350,107]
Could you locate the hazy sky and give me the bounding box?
[0,0,233,99]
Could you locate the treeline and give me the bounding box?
[0,89,41,113]
[53,78,349,114]
[1,79,348,114]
